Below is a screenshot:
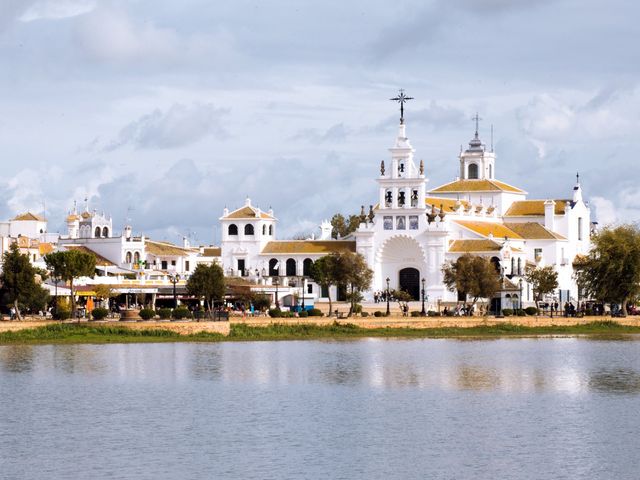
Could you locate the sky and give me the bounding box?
[0,0,638,245]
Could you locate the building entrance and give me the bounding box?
[399,267,420,300]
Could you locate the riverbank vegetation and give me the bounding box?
[1,321,639,345]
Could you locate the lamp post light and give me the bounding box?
[421,278,426,316]
[385,277,390,316]
[274,276,280,308]
[300,276,306,310]
[169,273,181,309]
[518,278,523,313]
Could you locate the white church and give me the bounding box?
[219,100,591,311]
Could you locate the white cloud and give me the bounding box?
[105,103,230,151]
[20,0,95,22]
[590,196,617,226]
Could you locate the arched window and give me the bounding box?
[95,226,101,238]
[268,225,273,235]
[303,258,313,276]
[133,252,140,263]
[517,258,522,275]
[489,164,493,179]
[491,257,501,274]
[468,163,479,179]
[102,226,109,238]
[286,258,296,276]
[262,224,266,235]
[244,224,254,235]
[269,258,279,276]
[511,257,515,274]
[125,251,132,263]
[228,224,238,236]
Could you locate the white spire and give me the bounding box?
[573,172,583,203]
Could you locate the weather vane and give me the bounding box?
[390,89,413,124]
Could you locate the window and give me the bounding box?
[534,248,542,261]
[578,217,583,241]
[411,190,418,207]
[398,190,405,207]
[409,216,419,230]
[171,260,176,266]
[383,216,393,230]
[125,251,132,263]
[468,163,479,179]
[95,226,101,238]
[307,284,313,294]
[385,190,392,207]
[228,224,238,235]
[102,226,109,238]
[269,258,279,276]
[185,261,190,271]
[517,258,522,275]
[396,216,406,230]
[244,224,254,235]
[489,164,493,179]
[133,252,140,263]
[268,225,273,235]
[398,162,405,176]
[321,285,329,298]
[511,257,515,274]
[262,224,266,235]
[303,258,313,276]
[286,258,296,276]
[161,260,168,270]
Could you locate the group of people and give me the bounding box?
[373,291,396,303]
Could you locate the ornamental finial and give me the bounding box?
[419,159,424,175]
[380,160,385,175]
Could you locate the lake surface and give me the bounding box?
[1,338,640,480]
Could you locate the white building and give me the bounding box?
[217,114,591,311]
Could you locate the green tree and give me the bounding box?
[44,250,96,318]
[330,213,360,239]
[0,243,50,320]
[525,265,558,312]
[310,254,339,314]
[251,293,271,312]
[333,251,373,316]
[574,224,640,316]
[442,254,501,315]
[186,263,225,313]
[391,289,413,315]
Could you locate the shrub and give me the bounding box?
[373,311,383,317]
[410,311,422,317]
[502,308,514,316]
[158,308,173,320]
[53,308,71,320]
[427,310,439,317]
[172,307,192,320]
[91,308,109,321]
[308,308,323,317]
[524,306,539,316]
[516,309,527,316]
[299,310,308,318]
[139,308,156,320]
[268,308,282,318]
[352,304,363,314]
[361,311,369,317]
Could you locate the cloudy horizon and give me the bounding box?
[1,0,638,245]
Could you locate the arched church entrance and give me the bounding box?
[399,268,420,300]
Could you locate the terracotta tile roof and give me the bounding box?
[12,212,45,221]
[504,200,571,216]
[503,222,566,240]
[202,247,221,257]
[39,243,54,256]
[224,205,274,220]
[430,179,526,194]
[448,239,503,253]
[454,220,566,240]
[261,240,356,254]
[146,240,190,257]
[454,220,522,239]
[64,245,115,267]
[425,197,470,212]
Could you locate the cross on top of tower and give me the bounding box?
[472,112,482,139]
[390,89,414,124]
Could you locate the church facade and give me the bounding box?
[219,114,591,310]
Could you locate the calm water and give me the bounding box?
[1,338,640,480]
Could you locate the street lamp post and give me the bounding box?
[385,277,390,316]
[169,273,181,309]
[421,278,426,316]
[518,278,523,313]
[274,276,280,308]
[300,276,306,310]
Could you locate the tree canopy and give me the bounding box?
[310,254,338,314]
[186,263,225,312]
[44,249,96,316]
[525,265,558,310]
[330,213,360,239]
[442,254,501,314]
[574,224,640,316]
[0,243,50,319]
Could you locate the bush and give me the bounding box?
[53,308,71,320]
[91,307,109,321]
[502,309,513,316]
[139,308,156,320]
[352,304,363,314]
[516,309,526,316]
[172,307,192,320]
[298,310,308,318]
[158,308,173,320]
[268,308,282,318]
[361,311,369,317]
[427,310,439,317]
[308,308,323,317]
[373,311,383,317]
[524,306,539,316]
[410,311,422,317]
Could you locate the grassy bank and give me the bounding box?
[1,321,640,345]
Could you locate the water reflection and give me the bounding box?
[588,369,640,394]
